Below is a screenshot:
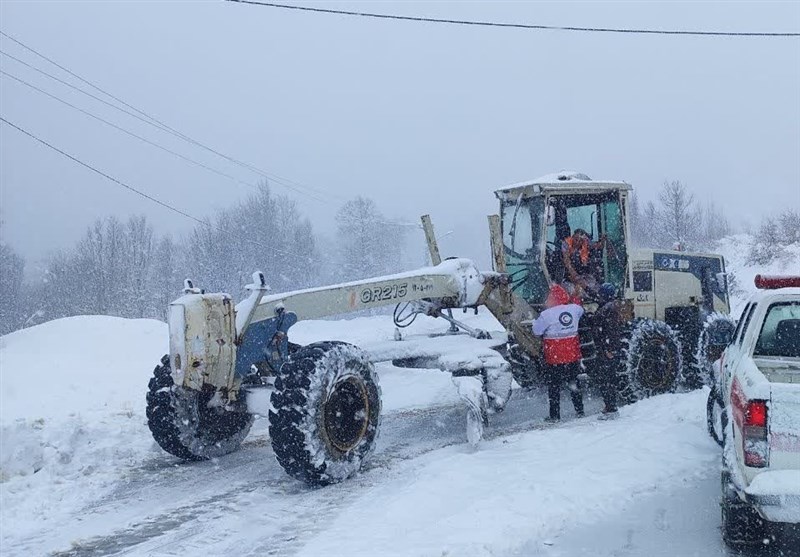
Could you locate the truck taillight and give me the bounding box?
[743,400,769,468]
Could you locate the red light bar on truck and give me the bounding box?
[754,275,800,289]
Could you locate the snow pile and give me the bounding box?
[0,316,167,537]
[297,390,719,557]
[716,233,800,316]
[0,316,167,479]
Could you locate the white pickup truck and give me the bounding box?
[710,275,800,547]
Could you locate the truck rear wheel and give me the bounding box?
[721,471,768,547]
[622,320,682,401]
[146,355,254,461]
[269,342,381,485]
[706,386,725,447]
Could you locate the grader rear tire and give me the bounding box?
[622,320,682,402]
[269,342,381,486]
[146,355,254,461]
[693,313,737,386]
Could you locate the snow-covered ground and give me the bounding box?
[2,240,799,556]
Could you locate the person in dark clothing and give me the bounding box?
[532,284,585,422]
[594,283,626,419]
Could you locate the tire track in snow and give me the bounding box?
[47,389,599,557]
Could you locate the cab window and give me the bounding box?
[753,302,800,358]
[501,196,548,303]
[737,303,758,345]
[731,303,750,344]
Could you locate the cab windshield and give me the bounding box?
[545,192,628,291]
[500,190,628,304]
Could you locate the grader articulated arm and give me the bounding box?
[168,258,495,394]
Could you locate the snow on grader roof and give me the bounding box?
[495,170,632,200]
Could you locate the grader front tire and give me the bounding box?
[269,342,381,486]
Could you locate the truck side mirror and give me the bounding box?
[708,319,736,347]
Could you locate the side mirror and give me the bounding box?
[715,272,728,294]
[546,204,556,226]
[708,319,736,347]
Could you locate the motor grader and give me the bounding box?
[147,171,732,485]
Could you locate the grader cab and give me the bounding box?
[147,171,733,486]
[489,171,731,395]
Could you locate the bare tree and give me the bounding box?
[124,215,154,317]
[640,200,661,248]
[0,239,25,334]
[150,236,180,320]
[336,196,406,282]
[701,201,731,248]
[186,183,319,296]
[778,209,800,245]
[747,216,783,265]
[6,183,323,331]
[654,180,703,250]
[747,208,800,265]
[627,194,644,247]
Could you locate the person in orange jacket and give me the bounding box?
[532,284,586,422]
[562,229,606,297]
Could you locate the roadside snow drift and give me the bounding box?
[0,316,168,546]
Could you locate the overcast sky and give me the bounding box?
[1,0,799,270]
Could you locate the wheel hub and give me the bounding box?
[324,377,370,453]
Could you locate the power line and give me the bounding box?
[0,116,209,226]
[1,48,327,202]
[0,69,260,191]
[0,29,341,202]
[0,115,302,258]
[0,49,183,140]
[225,1,800,38]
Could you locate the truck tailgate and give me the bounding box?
[769,383,800,470]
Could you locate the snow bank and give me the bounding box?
[1,315,167,423]
[297,390,719,557]
[1,315,167,477]
[0,316,168,548]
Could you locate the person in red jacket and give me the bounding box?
[532,284,585,422]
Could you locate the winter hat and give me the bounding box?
[546,284,570,308]
[599,282,617,303]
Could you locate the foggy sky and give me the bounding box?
[1,0,799,271]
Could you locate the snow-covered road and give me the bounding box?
[2,313,798,557]
[10,387,786,557]
[518,468,799,557]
